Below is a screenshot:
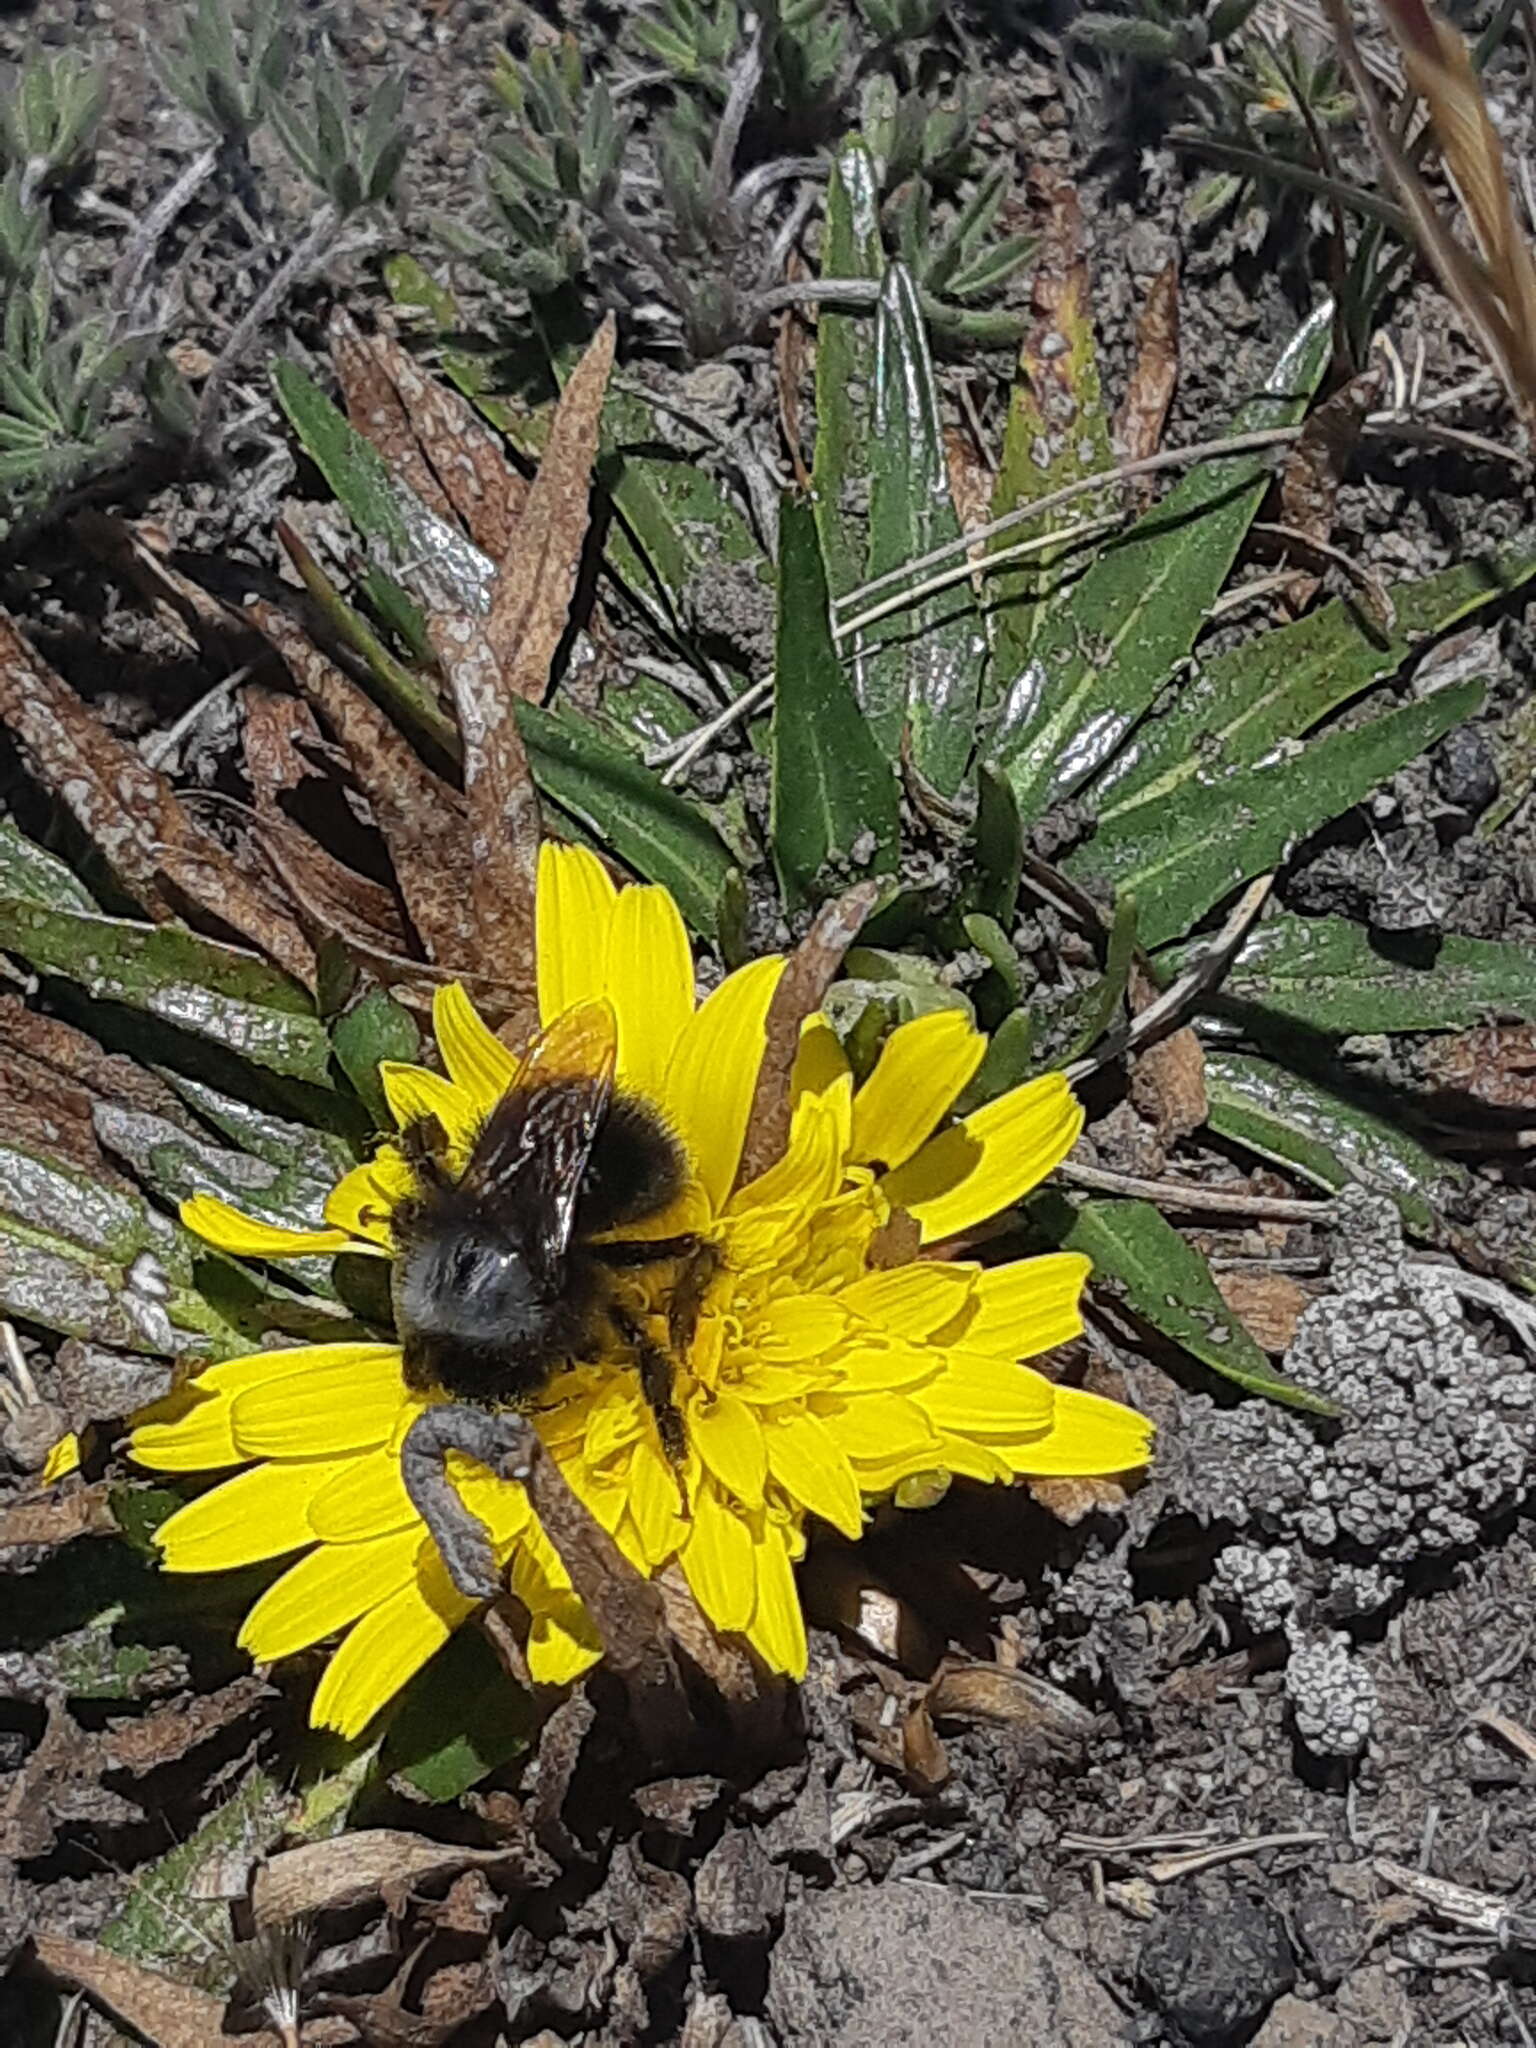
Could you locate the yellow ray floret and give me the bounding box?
[122,841,1151,1737]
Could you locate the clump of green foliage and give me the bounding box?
[438,0,1035,353]
[0,0,408,536]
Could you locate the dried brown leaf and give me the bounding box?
[0,998,196,1132]
[248,813,411,959]
[928,1662,1098,1739]
[332,308,458,529]
[1277,367,1383,613]
[737,880,880,1185]
[1027,1472,1133,1523]
[72,510,246,661]
[1414,1021,1536,1107]
[775,284,812,492]
[1129,1027,1208,1146]
[0,611,314,986]
[246,597,477,969]
[104,1674,267,1775]
[338,318,528,561]
[900,1703,951,1792]
[425,610,540,1030]
[1115,259,1179,471]
[319,1970,493,2048]
[483,313,614,701]
[251,1827,552,1930]
[31,1933,264,2047]
[242,684,327,808]
[0,1484,117,1549]
[1213,1270,1311,1354]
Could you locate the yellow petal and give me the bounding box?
[131,1347,338,1472]
[311,1543,475,1737]
[307,1448,418,1543]
[826,1335,941,1394]
[689,1390,767,1509]
[729,1085,847,1216]
[42,1433,81,1484]
[881,1072,1084,1245]
[681,1482,755,1632]
[627,1435,687,1564]
[526,1597,604,1686]
[377,1062,479,1154]
[538,842,618,1025]
[790,1015,851,1104]
[762,1410,864,1539]
[745,1513,808,1678]
[851,1010,986,1170]
[910,1353,1055,1437]
[1000,1382,1153,1476]
[180,1193,350,1259]
[432,982,517,1110]
[324,1149,415,1248]
[156,1457,350,1571]
[923,1433,1014,1484]
[939,1252,1092,1359]
[450,1457,533,1548]
[814,1391,940,1463]
[231,1344,408,1457]
[604,882,695,1099]
[239,1526,424,1660]
[840,1262,976,1340]
[662,956,785,1213]
[753,1295,851,1360]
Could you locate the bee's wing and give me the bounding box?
[459,998,619,1290]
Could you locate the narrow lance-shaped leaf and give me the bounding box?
[1036,1191,1339,1414]
[1204,1051,1467,1240]
[1197,911,1536,1035]
[1096,550,1535,818]
[812,136,885,601]
[770,496,900,909]
[986,175,1115,694]
[860,264,986,796]
[992,300,1334,823]
[1068,675,1485,950]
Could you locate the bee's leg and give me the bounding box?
[399,1403,536,1604]
[599,1232,701,1269]
[667,1239,722,1358]
[399,1112,453,1192]
[608,1301,687,1471]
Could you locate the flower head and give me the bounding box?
[134,845,1151,1737]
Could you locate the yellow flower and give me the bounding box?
[132,845,1151,1738]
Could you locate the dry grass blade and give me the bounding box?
[483,313,615,701]
[0,612,315,987]
[1330,0,1536,420]
[247,597,479,971]
[1114,258,1180,475]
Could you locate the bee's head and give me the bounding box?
[393,1225,546,1354]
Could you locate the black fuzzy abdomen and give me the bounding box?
[577,1094,686,1236]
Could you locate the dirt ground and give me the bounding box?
[4,2,1536,2044]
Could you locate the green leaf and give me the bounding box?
[271,357,409,551]
[381,1626,536,1800]
[992,300,1333,822]
[0,817,99,911]
[1067,676,1485,949]
[1202,911,1536,1034]
[517,699,736,936]
[101,1773,290,1971]
[1,899,332,1083]
[1040,1192,1338,1413]
[332,990,423,1125]
[1063,892,1137,1060]
[1204,1050,1466,1239]
[770,496,900,908]
[964,764,1024,923]
[859,264,983,794]
[0,1140,253,1356]
[812,136,885,600]
[1096,551,1536,819]
[986,227,1114,694]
